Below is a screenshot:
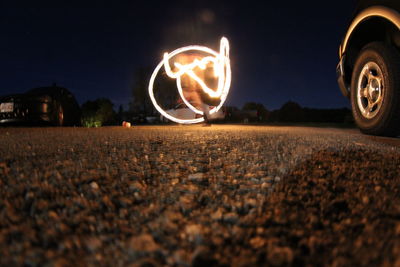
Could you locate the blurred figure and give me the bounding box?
[170,53,220,124]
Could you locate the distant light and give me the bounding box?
[148,37,231,124]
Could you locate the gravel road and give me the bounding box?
[0,125,399,266]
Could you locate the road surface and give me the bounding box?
[0,125,399,266]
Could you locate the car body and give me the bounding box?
[337,0,400,136]
[145,116,159,124]
[0,85,81,126]
[160,102,225,122]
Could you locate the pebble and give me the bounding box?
[223,212,239,224]
[129,181,145,192]
[85,237,102,253]
[210,209,223,221]
[188,173,208,185]
[90,181,99,190]
[261,182,270,189]
[128,234,160,253]
[185,224,203,244]
[249,236,266,249]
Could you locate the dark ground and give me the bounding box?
[0,125,399,266]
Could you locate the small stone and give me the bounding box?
[185,224,203,243]
[189,173,208,185]
[211,209,223,221]
[133,192,143,203]
[48,211,59,220]
[90,181,99,190]
[261,182,270,189]
[128,234,160,253]
[249,236,266,249]
[171,178,180,185]
[223,212,239,224]
[189,172,203,180]
[211,236,224,246]
[129,181,146,192]
[181,184,199,194]
[85,237,102,253]
[185,224,202,235]
[179,195,196,214]
[245,198,257,208]
[263,176,274,183]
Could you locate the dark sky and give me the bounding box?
[0,2,356,110]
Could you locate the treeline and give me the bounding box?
[224,101,352,124]
[80,98,353,127]
[267,101,353,124]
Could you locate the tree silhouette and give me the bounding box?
[278,101,305,122]
[81,98,116,127]
[242,102,270,121]
[131,67,178,116]
[131,67,153,115]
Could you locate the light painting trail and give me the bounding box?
[148,37,231,124]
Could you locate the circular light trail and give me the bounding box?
[148,37,231,124]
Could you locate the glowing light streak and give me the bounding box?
[148,37,231,124]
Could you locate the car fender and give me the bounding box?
[341,5,400,56]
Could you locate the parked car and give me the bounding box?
[0,85,81,126]
[145,116,159,124]
[160,102,225,122]
[337,0,400,136]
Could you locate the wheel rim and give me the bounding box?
[357,62,384,119]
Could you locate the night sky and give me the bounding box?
[1,2,356,111]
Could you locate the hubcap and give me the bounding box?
[357,62,384,119]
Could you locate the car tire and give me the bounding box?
[350,42,400,137]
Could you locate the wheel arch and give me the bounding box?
[341,6,400,87]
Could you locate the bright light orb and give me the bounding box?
[148,37,231,124]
